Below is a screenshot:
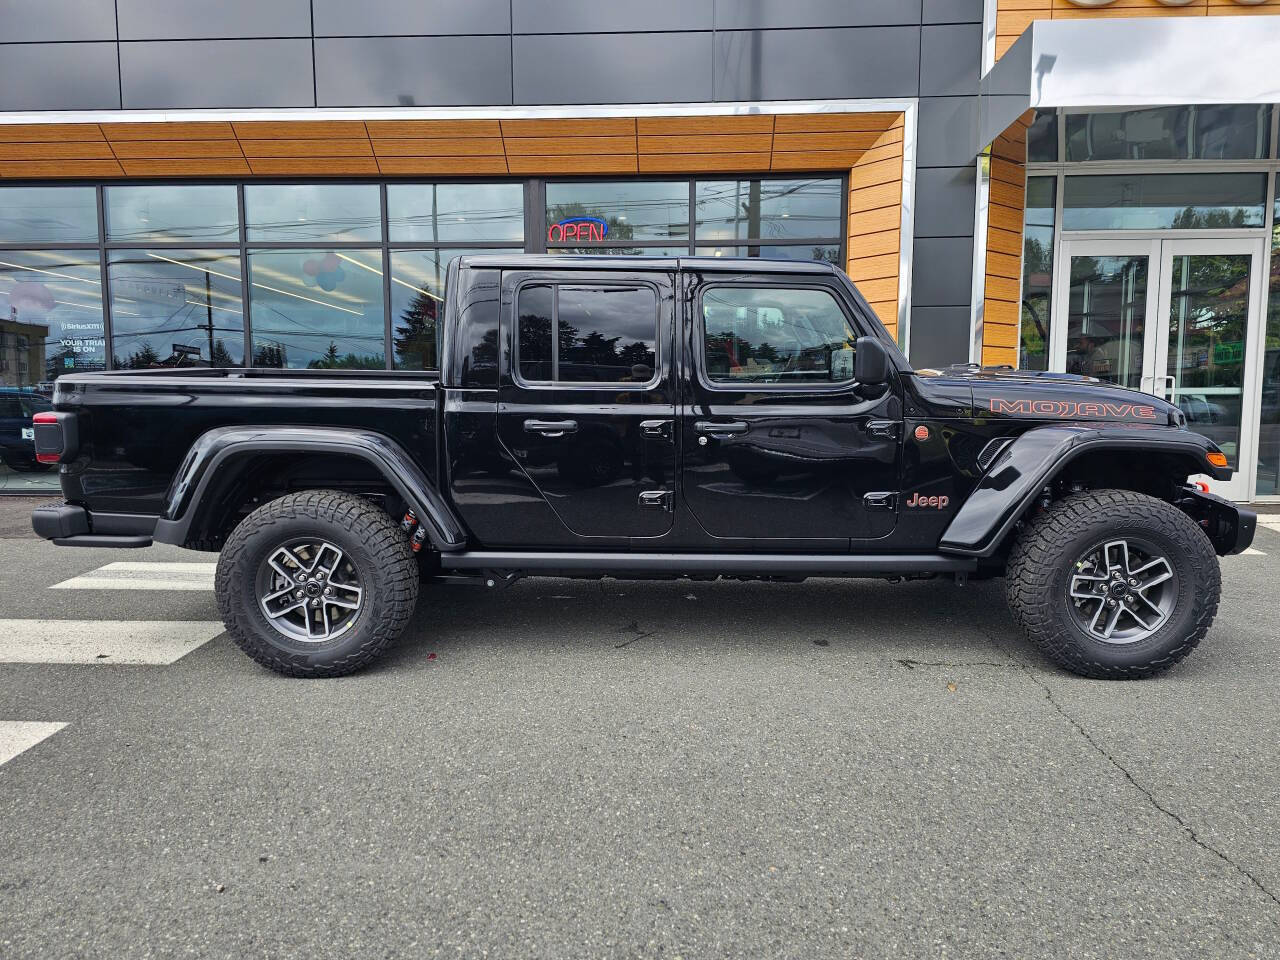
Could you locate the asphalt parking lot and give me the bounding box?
[1,496,1278,959]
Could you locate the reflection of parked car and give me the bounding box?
[0,389,54,472]
[1177,393,1230,425]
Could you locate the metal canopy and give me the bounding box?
[979,15,1280,150]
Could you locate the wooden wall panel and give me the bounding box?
[981,115,1031,367]
[846,117,905,339]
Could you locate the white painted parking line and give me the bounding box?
[51,561,216,592]
[1258,516,1280,532]
[0,620,224,665]
[1241,547,1267,556]
[0,721,67,767]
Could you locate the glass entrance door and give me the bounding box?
[1053,237,1265,500]
[1155,238,1264,501]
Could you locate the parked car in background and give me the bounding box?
[0,388,53,473]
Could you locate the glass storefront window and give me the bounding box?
[1257,177,1280,497]
[108,250,244,368]
[1020,177,1055,371]
[389,247,520,370]
[245,184,381,244]
[1026,110,1058,164]
[0,249,105,385]
[247,248,385,369]
[694,244,840,265]
[387,184,524,243]
[106,185,239,243]
[1064,105,1270,163]
[548,246,688,257]
[0,187,99,244]
[545,181,689,243]
[1062,174,1267,231]
[695,178,843,242]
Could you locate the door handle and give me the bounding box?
[694,420,748,438]
[640,419,671,438]
[523,418,578,437]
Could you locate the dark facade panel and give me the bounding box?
[913,166,976,238]
[317,37,513,107]
[713,0,921,30]
[0,42,120,110]
[515,33,712,105]
[714,28,919,101]
[513,0,712,33]
[120,40,315,109]
[919,24,981,97]
[312,0,510,37]
[916,96,979,167]
[911,236,973,307]
[922,0,984,24]
[117,0,312,40]
[0,0,116,42]
[908,305,971,366]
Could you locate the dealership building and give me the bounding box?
[1,0,1279,502]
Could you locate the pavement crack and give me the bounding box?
[614,621,653,649]
[984,629,1280,914]
[894,658,1015,670]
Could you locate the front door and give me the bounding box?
[680,275,902,547]
[1052,238,1265,500]
[495,270,677,545]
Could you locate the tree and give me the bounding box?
[394,290,439,369]
[126,343,160,369]
[210,339,236,368]
[253,343,286,367]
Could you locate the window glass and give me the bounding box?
[545,181,689,242]
[247,248,385,369]
[390,247,520,371]
[702,286,855,385]
[695,178,843,242]
[1257,176,1280,496]
[516,284,658,384]
[1062,174,1267,231]
[0,249,105,384]
[387,183,524,243]
[547,245,686,257]
[245,184,381,243]
[0,187,99,244]
[1026,109,1057,164]
[1065,105,1270,162]
[1020,177,1055,371]
[105,185,239,243]
[108,249,243,368]
[694,244,840,266]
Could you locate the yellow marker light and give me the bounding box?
[1206,452,1229,468]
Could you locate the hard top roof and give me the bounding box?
[455,254,838,275]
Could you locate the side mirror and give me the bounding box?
[854,336,890,386]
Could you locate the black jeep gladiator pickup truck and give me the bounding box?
[31,255,1255,679]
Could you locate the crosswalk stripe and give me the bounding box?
[51,561,216,591]
[0,620,224,665]
[0,721,67,767]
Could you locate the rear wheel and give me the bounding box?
[1006,489,1220,679]
[215,490,418,677]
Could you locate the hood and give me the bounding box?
[914,364,1184,426]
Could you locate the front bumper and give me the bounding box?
[1176,486,1256,556]
[32,501,155,548]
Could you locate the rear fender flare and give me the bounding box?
[152,425,467,551]
[938,425,1222,558]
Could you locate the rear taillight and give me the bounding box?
[32,411,76,464]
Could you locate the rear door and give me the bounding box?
[680,272,903,547]
[495,269,677,544]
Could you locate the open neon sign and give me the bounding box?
[548,216,609,243]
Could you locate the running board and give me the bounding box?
[439,551,976,576]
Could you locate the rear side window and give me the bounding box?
[701,286,856,385]
[516,283,658,385]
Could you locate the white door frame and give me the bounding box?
[1051,235,1267,501]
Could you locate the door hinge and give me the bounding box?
[640,419,672,439]
[638,489,673,511]
[867,420,902,440]
[863,491,897,512]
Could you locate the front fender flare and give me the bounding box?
[938,425,1224,558]
[152,425,467,551]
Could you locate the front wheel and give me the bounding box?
[1006,489,1220,679]
[215,490,419,677]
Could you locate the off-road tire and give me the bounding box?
[215,489,418,678]
[1006,489,1219,680]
